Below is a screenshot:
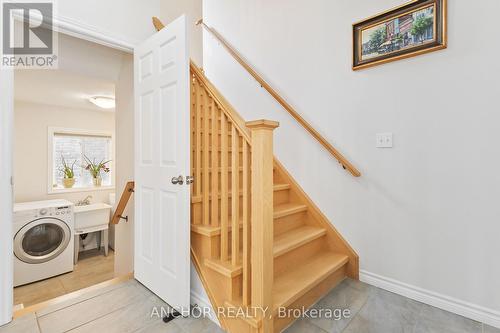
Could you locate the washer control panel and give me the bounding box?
[54,206,72,216]
[13,201,74,223]
[17,206,74,219]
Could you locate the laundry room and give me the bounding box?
[11,31,135,309]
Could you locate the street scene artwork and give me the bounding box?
[360,5,435,61]
[352,0,446,70]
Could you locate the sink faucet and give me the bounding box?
[77,195,93,206]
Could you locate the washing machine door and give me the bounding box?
[14,217,71,264]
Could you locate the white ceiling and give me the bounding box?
[15,70,116,112]
[14,32,128,112]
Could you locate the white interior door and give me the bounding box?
[134,15,190,312]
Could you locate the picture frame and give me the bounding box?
[352,0,447,70]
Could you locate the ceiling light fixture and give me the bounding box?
[88,96,115,109]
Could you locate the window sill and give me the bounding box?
[48,186,115,195]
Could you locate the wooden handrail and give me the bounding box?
[196,19,361,177]
[152,16,165,31]
[111,181,135,225]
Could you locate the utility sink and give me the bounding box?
[74,203,112,233]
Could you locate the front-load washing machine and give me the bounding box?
[13,199,74,287]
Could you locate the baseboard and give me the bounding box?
[360,270,500,329]
[190,290,220,326]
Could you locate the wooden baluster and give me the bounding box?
[247,119,279,333]
[242,141,250,305]
[202,89,210,225]
[231,127,240,266]
[220,113,229,261]
[211,99,219,227]
[195,80,202,197]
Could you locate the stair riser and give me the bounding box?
[192,192,291,225]
[193,190,289,206]
[274,189,290,206]
[191,232,218,259]
[192,197,244,225]
[191,228,243,259]
[205,267,242,303]
[273,269,347,333]
[274,211,307,236]
[274,237,326,277]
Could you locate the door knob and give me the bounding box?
[171,175,184,185]
[186,176,194,185]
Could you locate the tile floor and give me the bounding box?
[14,248,115,307]
[1,278,498,333]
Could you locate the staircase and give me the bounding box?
[190,63,358,333]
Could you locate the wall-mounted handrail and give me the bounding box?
[196,19,361,177]
[111,181,135,225]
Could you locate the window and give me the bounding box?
[48,128,114,193]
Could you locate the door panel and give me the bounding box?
[134,15,190,312]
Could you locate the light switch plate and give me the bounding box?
[376,133,393,148]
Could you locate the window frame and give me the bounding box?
[47,127,115,194]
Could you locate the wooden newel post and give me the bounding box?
[246,119,279,333]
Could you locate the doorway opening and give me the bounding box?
[12,31,134,310]
[1,15,192,326]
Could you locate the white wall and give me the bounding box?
[160,0,203,66]
[13,101,115,204]
[203,0,500,326]
[114,54,135,277]
[57,0,160,46]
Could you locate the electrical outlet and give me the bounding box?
[376,133,393,148]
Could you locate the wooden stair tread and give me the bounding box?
[273,226,326,257]
[191,222,242,237]
[192,183,290,203]
[205,257,242,277]
[274,203,308,219]
[273,252,349,310]
[273,183,291,191]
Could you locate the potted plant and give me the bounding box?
[60,156,76,188]
[84,155,111,187]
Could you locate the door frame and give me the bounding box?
[0,15,137,326]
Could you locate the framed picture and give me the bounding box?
[352,0,447,70]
